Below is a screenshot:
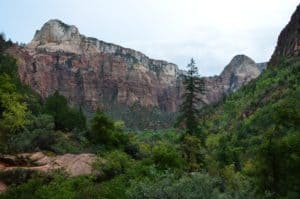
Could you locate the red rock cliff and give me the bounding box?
[7,19,264,123]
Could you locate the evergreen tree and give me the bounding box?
[176,58,205,135]
[44,91,86,131]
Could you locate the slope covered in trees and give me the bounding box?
[199,57,300,198]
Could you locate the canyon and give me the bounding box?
[7,20,266,128]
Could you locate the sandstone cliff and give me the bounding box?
[270,4,300,66]
[9,19,182,113]
[7,19,265,128]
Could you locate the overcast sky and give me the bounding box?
[0,0,299,76]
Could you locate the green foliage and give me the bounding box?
[93,150,133,180]
[89,110,128,148]
[152,141,184,170]
[181,135,205,171]
[200,58,300,198]
[4,113,84,154]
[0,54,27,139]
[0,174,99,199]
[0,33,12,52]
[0,169,38,186]
[44,91,86,131]
[0,54,19,81]
[127,172,225,199]
[89,110,115,144]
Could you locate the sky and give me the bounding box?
[0,0,299,76]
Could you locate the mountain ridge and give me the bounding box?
[28,19,180,76]
[6,19,266,128]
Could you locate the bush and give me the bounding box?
[0,174,97,199]
[93,150,133,180]
[89,110,128,148]
[127,172,224,199]
[0,169,38,186]
[152,141,184,170]
[181,135,205,171]
[44,91,86,131]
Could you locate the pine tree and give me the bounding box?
[176,58,205,135]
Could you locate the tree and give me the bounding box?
[89,110,118,146]
[181,135,204,171]
[0,75,27,136]
[176,58,205,135]
[153,141,184,170]
[44,91,86,131]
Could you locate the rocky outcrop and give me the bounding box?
[200,55,262,104]
[8,19,182,113]
[7,20,265,127]
[0,152,96,176]
[270,4,300,66]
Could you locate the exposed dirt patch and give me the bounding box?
[0,152,96,176]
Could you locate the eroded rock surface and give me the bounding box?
[0,152,96,176]
[200,55,262,104]
[7,19,265,127]
[8,19,182,112]
[270,4,300,66]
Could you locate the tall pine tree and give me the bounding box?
[176,58,205,135]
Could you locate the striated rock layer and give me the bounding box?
[270,4,300,66]
[7,20,265,127]
[8,19,182,113]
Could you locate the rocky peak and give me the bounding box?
[32,19,80,44]
[27,19,179,77]
[221,55,257,75]
[220,55,260,92]
[269,4,300,66]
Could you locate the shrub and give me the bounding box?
[127,172,224,199]
[93,150,133,180]
[181,135,205,171]
[89,110,128,148]
[0,174,96,199]
[0,169,38,186]
[152,141,184,170]
[44,91,86,131]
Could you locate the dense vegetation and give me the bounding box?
[199,57,300,198]
[0,35,299,199]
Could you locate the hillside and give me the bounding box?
[197,6,300,197]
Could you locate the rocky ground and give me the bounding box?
[0,152,96,176]
[0,152,96,193]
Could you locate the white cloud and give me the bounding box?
[0,0,299,75]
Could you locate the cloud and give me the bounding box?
[0,0,299,76]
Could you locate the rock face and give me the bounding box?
[9,19,182,113]
[0,152,96,176]
[200,55,261,104]
[7,19,265,127]
[270,4,300,66]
